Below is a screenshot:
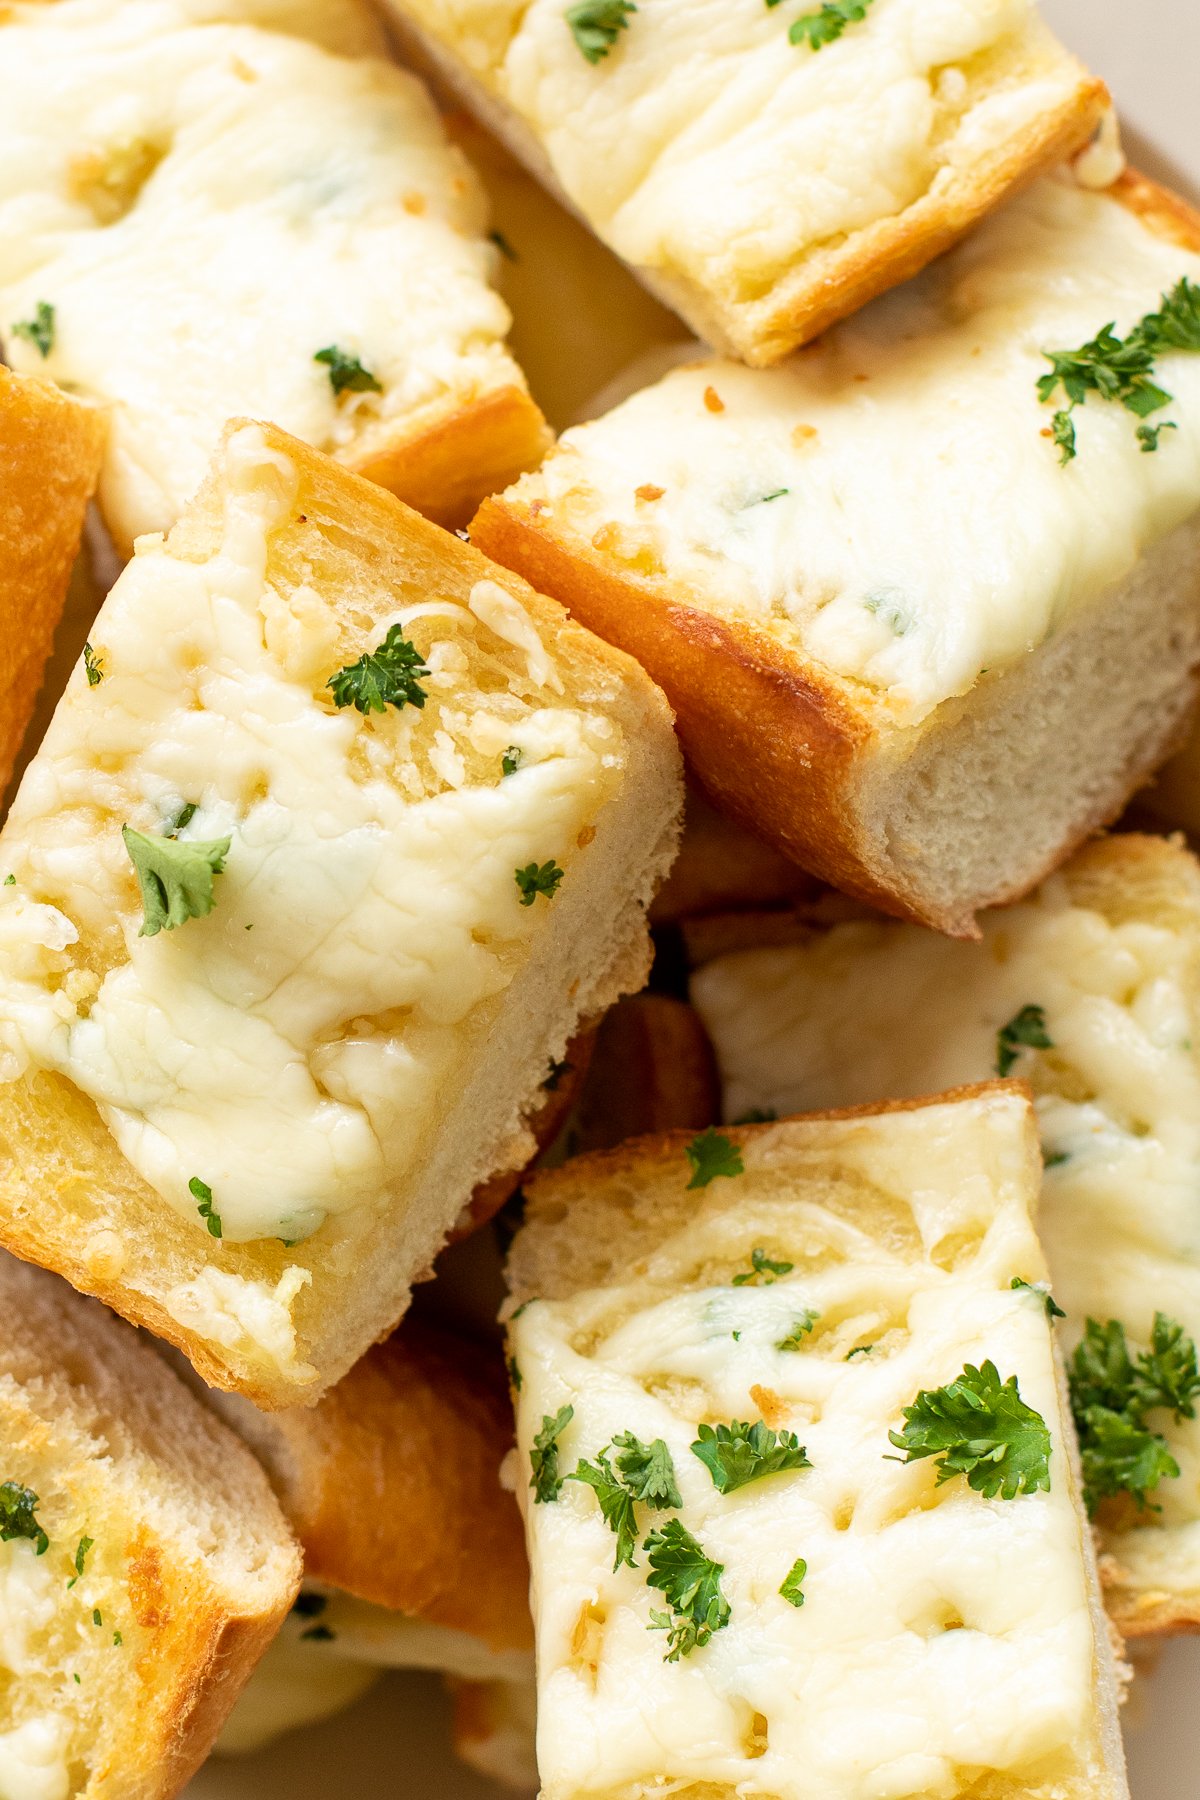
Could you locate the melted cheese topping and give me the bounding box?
[511,1101,1103,1800]
[0,0,518,547]
[393,0,1073,305]
[0,426,619,1246]
[514,173,1200,722]
[0,1545,69,1800]
[692,868,1200,1600]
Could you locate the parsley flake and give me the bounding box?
[995,1003,1052,1077]
[92,1609,102,1628]
[788,0,874,50]
[569,1451,640,1570]
[314,345,382,396]
[507,1356,522,1393]
[776,1310,819,1351]
[70,1536,93,1588]
[113,1631,122,1646]
[568,1430,680,1569]
[189,1176,222,1239]
[846,1344,876,1360]
[779,1555,807,1608]
[3,875,13,887]
[515,860,564,906]
[888,1361,1052,1499]
[0,1483,48,1555]
[692,1420,811,1494]
[502,745,523,777]
[122,825,230,937]
[1069,1313,1200,1514]
[82,642,103,687]
[327,625,429,715]
[611,1431,681,1508]
[685,1128,744,1190]
[732,1246,794,1287]
[12,300,55,358]
[166,802,197,838]
[565,0,636,64]
[531,1405,574,1504]
[645,1520,730,1660]
[1011,1277,1065,1321]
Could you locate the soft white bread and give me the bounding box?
[506,1087,1128,1800]
[381,0,1103,366]
[691,832,1200,1640]
[0,1250,300,1796]
[474,167,1200,936]
[0,421,682,1406]
[0,370,105,801]
[0,0,548,554]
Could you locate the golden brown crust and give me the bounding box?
[572,993,719,1153]
[253,1322,531,1651]
[0,369,105,797]
[1110,167,1200,255]
[349,382,552,531]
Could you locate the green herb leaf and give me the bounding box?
[189,1176,222,1240]
[691,1419,811,1494]
[644,1520,730,1661]
[1011,1277,1066,1321]
[1078,1405,1179,1513]
[569,1451,640,1570]
[565,0,636,63]
[3,875,13,887]
[1050,410,1076,465]
[12,300,55,358]
[1068,1312,1200,1513]
[73,1536,93,1579]
[507,1356,522,1393]
[1038,277,1200,461]
[788,0,873,50]
[83,642,103,687]
[1138,420,1177,452]
[752,488,789,505]
[779,1555,807,1607]
[92,1609,102,1627]
[995,1003,1052,1077]
[888,1361,1052,1499]
[846,1344,875,1360]
[0,1483,48,1555]
[515,860,564,906]
[502,745,523,777]
[531,1405,574,1504]
[122,826,229,937]
[732,1106,776,1125]
[731,1245,794,1287]
[610,1431,681,1509]
[776,1310,819,1351]
[685,1128,744,1190]
[327,624,429,715]
[314,345,382,396]
[166,802,198,838]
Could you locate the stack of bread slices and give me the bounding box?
[1,0,1199,1795]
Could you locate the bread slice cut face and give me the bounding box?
[0,1250,300,1798]
[505,1087,1128,1800]
[0,0,548,553]
[692,833,1200,1641]
[381,0,1103,365]
[0,420,682,1406]
[473,168,1200,934]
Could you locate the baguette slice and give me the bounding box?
[0,369,105,799]
[0,1250,300,1797]
[0,0,548,554]
[691,832,1200,1640]
[381,0,1103,366]
[473,167,1200,936]
[506,1087,1128,1800]
[0,420,682,1406]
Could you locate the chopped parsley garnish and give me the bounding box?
[691,1420,811,1494]
[732,1246,794,1287]
[530,1404,574,1504]
[787,0,874,50]
[611,1431,681,1508]
[568,1430,680,1568]
[542,1056,572,1091]
[92,1609,102,1627]
[888,1361,1052,1499]
[644,1520,730,1661]
[846,1344,876,1360]
[732,1105,777,1125]
[1038,277,1200,463]
[565,0,636,63]
[995,1003,1052,1077]
[326,624,429,715]
[112,1631,123,1646]
[122,825,230,937]
[515,860,564,906]
[66,1535,93,1588]
[0,1483,48,1555]
[776,1310,819,1351]
[1068,1313,1200,1514]
[501,745,523,777]
[489,230,519,262]
[82,642,103,687]
[684,1128,744,1190]
[1011,1276,1066,1321]
[3,875,13,887]
[507,1356,522,1392]
[779,1555,807,1608]
[569,1451,640,1570]
[752,488,789,505]
[166,802,197,838]
[1043,1150,1070,1169]
[12,300,55,359]
[314,345,382,396]
[189,1176,222,1239]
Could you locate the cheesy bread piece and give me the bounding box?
[0,421,682,1406]
[692,833,1200,1639]
[475,168,1200,936]
[0,370,105,802]
[0,0,548,556]
[381,0,1103,366]
[505,1087,1128,1800]
[0,1251,300,1798]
